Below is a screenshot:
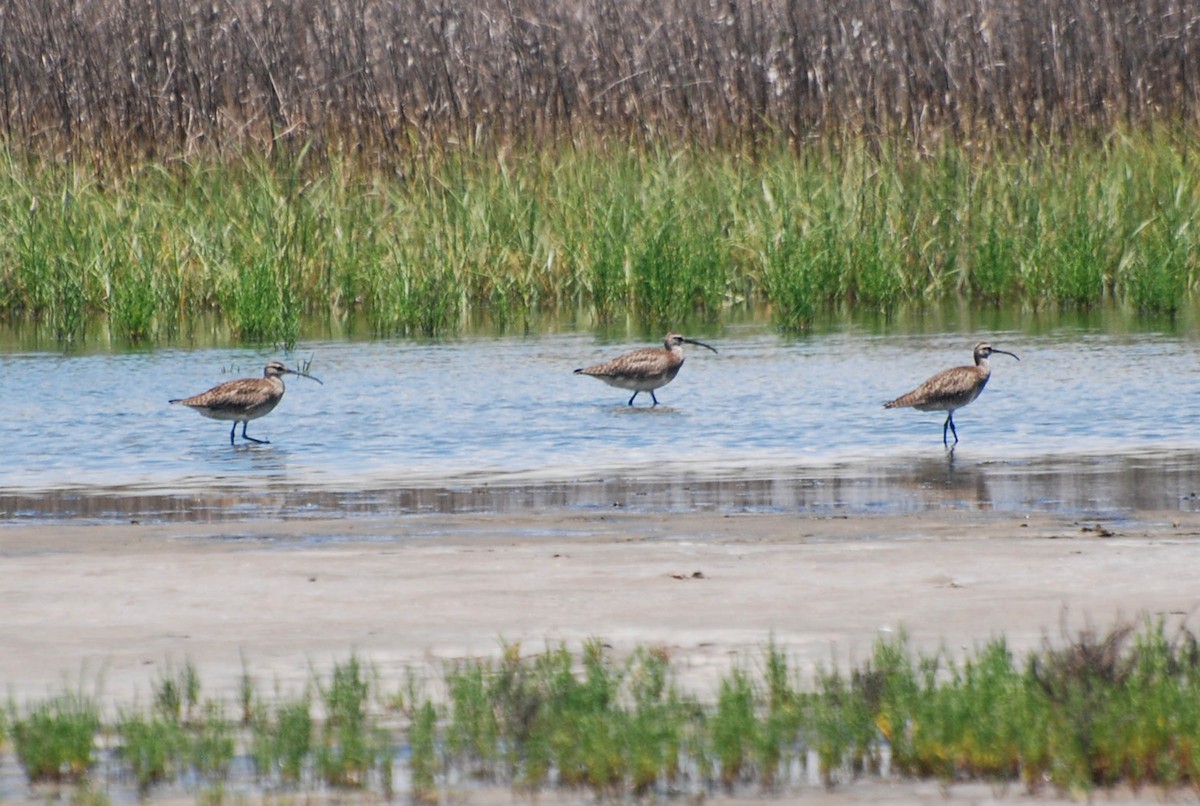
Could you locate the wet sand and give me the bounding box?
[3,507,1200,803]
[5,507,1200,700]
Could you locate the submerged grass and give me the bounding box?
[250,695,313,787]
[314,654,393,792]
[4,621,1200,800]
[118,663,235,797]
[7,691,100,783]
[1,130,1198,346]
[117,711,188,796]
[0,619,1194,803]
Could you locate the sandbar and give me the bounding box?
[2,507,1199,803]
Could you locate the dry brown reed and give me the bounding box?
[1,0,1197,163]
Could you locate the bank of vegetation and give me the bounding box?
[1,134,1198,344]
[3,0,1196,156]
[0,0,1198,344]
[3,621,1199,802]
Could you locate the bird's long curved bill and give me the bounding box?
[683,338,718,354]
[993,349,1020,361]
[288,369,325,384]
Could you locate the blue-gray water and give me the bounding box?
[4,321,1200,522]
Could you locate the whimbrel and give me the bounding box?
[170,360,323,445]
[574,332,718,406]
[884,342,1019,445]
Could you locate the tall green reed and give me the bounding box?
[2,131,1198,346]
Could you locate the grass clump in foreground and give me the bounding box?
[439,620,1200,797]
[117,659,235,797]
[443,640,698,795]
[313,654,393,793]
[7,690,100,783]
[4,619,1200,800]
[248,654,392,795]
[1,130,1199,347]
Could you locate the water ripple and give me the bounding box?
[3,325,1200,521]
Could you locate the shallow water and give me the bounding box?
[4,315,1200,523]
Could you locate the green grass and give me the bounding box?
[8,691,100,783]
[153,658,201,723]
[442,640,698,795]
[314,654,393,791]
[189,702,236,784]
[117,710,187,795]
[3,621,1200,799]
[1,130,1198,346]
[408,698,439,804]
[250,694,313,787]
[118,672,235,797]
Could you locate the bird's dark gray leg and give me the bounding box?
[229,422,237,446]
[650,390,659,406]
[944,412,959,445]
[627,391,639,406]
[241,422,269,444]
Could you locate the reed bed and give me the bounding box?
[0,131,1198,345]
[0,0,1198,160]
[3,0,1199,343]
[4,621,1200,800]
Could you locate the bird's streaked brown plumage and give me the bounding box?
[574,332,717,406]
[885,342,1019,445]
[170,360,323,445]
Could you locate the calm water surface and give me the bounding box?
[4,316,1200,522]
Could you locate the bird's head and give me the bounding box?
[974,342,1019,363]
[264,360,324,384]
[664,333,718,354]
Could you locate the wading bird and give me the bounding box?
[170,360,323,445]
[884,342,1019,446]
[574,332,718,406]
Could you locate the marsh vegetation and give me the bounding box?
[0,0,1198,345]
[2,132,1199,346]
[4,621,1200,801]
[2,4,1196,801]
[2,0,1197,156]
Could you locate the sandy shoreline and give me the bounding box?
[3,507,1200,803]
[4,508,1199,703]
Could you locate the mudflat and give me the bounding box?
[3,507,1199,803]
[3,508,1198,701]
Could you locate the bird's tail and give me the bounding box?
[883,393,918,409]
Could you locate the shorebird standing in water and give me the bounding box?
[170,360,323,445]
[884,342,1019,446]
[575,332,718,406]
